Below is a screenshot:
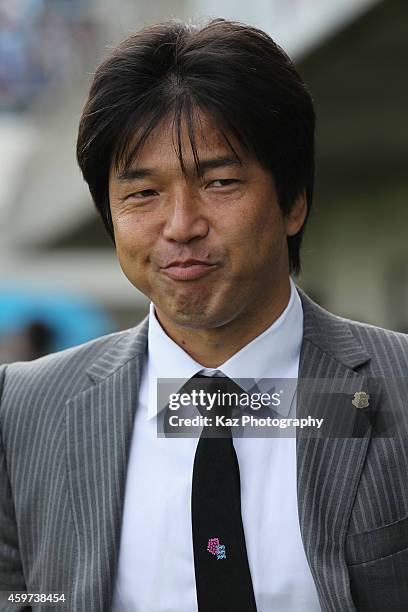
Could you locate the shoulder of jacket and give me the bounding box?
[298,287,408,374]
[0,323,146,407]
[338,314,408,348]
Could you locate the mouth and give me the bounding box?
[161,261,218,281]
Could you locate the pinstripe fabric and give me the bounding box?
[0,289,407,611]
[0,323,148,612]
[296,290,408,611]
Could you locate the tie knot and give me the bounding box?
[184,373,241,420]
[162,373,248,438]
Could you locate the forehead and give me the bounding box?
[111,109,247,176]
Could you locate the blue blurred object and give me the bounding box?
[0,287,114,352]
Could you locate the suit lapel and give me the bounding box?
[65,319,148,611]
[296,290,378,612]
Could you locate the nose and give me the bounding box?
[162,185,209,243]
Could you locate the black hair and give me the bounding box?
[77,18,315,274]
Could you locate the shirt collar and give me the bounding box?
[147,277,303,419]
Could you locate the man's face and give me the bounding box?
[109,112,304,332]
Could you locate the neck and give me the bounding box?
[154,279,292,368]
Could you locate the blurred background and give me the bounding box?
[1,0,407,362]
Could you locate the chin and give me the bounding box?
[166,305,239,330]
[170,311,216,329]
[155,290,241,330]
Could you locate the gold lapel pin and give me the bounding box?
[352,391,370,409]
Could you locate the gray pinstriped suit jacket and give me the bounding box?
[1,289,408,612]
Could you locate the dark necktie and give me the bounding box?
[190,373,257,612]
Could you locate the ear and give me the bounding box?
[285,191,307,236]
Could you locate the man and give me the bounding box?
[1,18,407,612]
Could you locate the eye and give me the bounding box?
[207,179,239,188]
[134,189,158,198]
[130,189,159,199]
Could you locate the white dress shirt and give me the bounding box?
[112,279,321,611]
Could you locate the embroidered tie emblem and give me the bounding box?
[207,537,227,560]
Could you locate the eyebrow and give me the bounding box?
[116,155,242,181]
